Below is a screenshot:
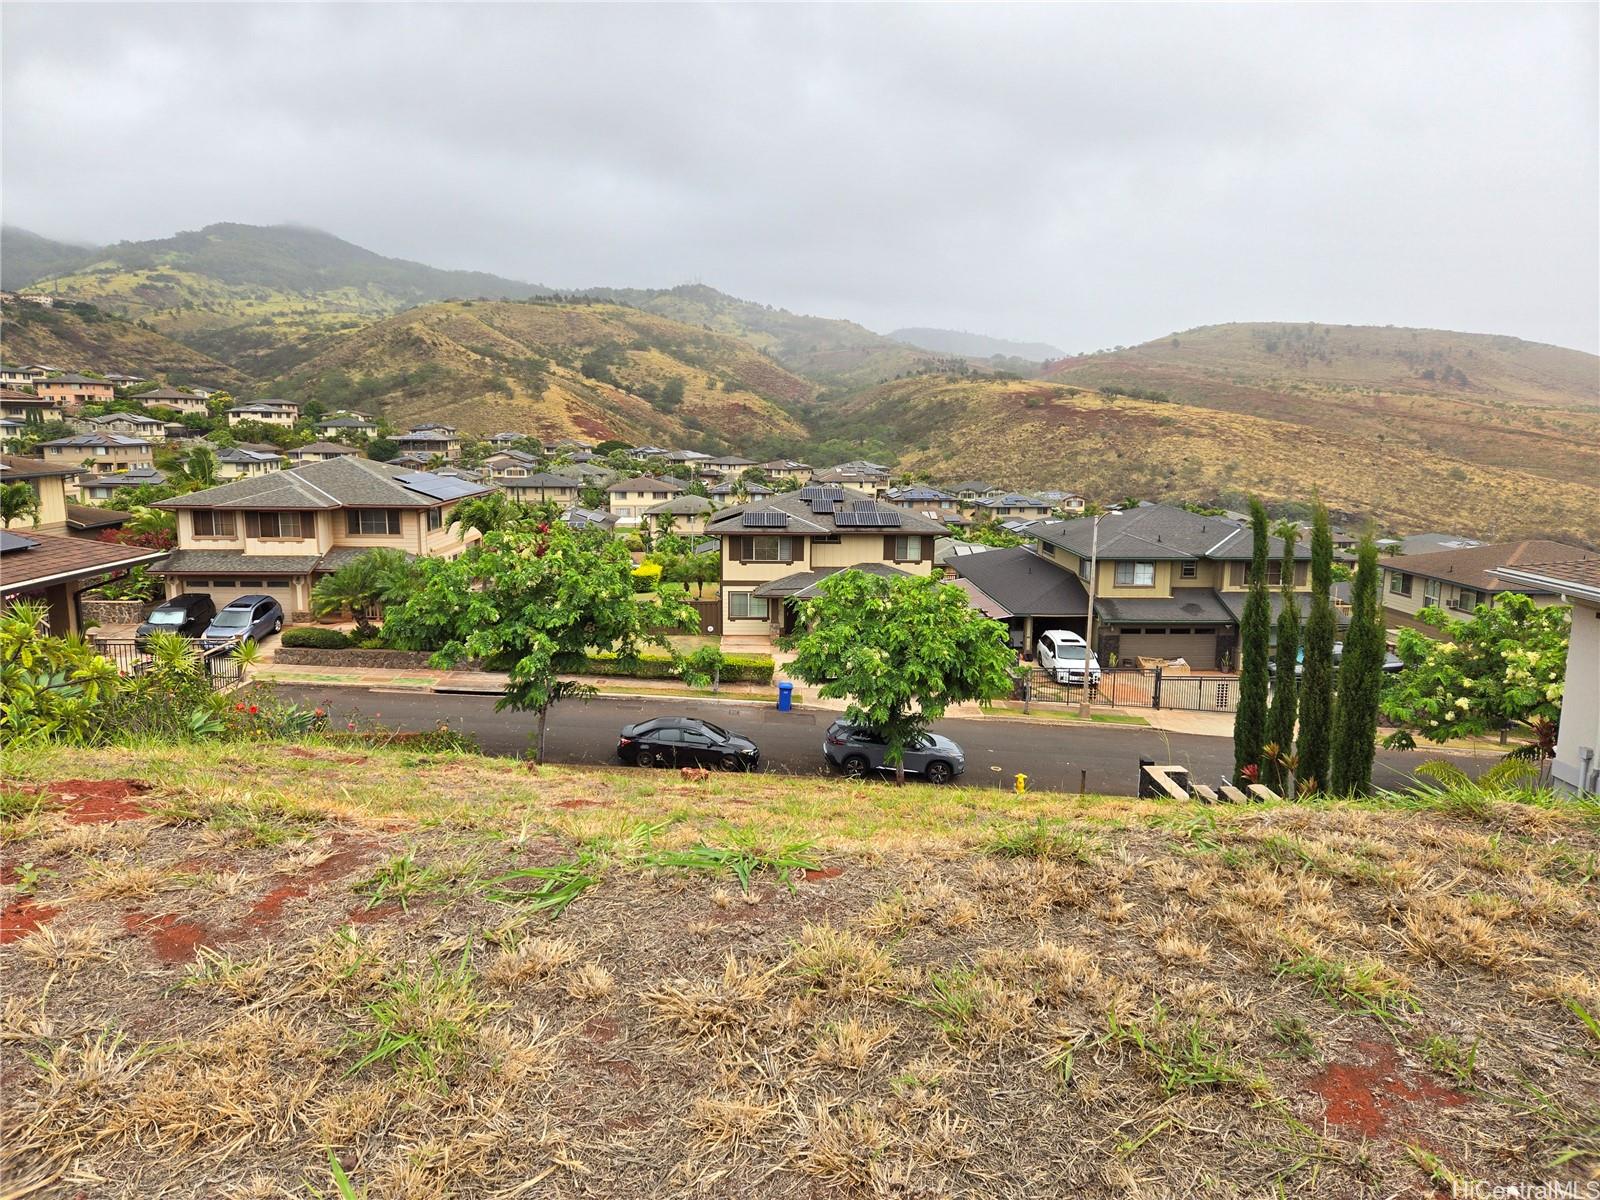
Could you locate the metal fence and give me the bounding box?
[91,639,244,690]
[1021,667,1239,712]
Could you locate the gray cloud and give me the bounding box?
[4,3,1596,352]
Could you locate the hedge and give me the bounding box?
[582,651,774,685]
[280,626,353,650]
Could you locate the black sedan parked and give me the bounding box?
[617,717,760,771]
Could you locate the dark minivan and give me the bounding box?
[135,593,216,649]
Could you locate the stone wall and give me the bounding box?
[272,647,440,670]
[81,598,152,627]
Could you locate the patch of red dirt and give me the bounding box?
[0,863,19,887]
[582,1016,619,1045]
[800,866,844,882]
[1304,1040,1469,1139]
[597,1058,643,1083]
[46,779,151,825]
[347,902,403,925]
[0,899,60,944]
[284,747,368,765]
[243,883,309,930]
[553,798,609,810]
[123,910,211,964]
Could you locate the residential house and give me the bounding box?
[705,485,948,652]
[949,480,1002,503]
[1038,491,1087,515]
[486,432,529,449]
[103,373,146,389]
[216,447,286,480]
[393,426,462,460]
[563,505,619,534]
[1494,560,1600,796]
[707,480,774,508]
[227,401,300,427]
[0,365,45,390]
[138,387,212,416]
[152,455,492,617]
[499,472,584,507]
[759,459,813,485]
[38,433,154,472]
[79,412,167,441]
[628,445,673,461]
[607,475,686,527]
[1395,532,1484,557]
[482,450,541,480]
[0,529,168,635]
[36,374,115,411]
[1379,540,1600,634]
[284,441,359,464]
[694,455,758,480]
[0,419,25,450]
[1,386,64,423]
[0,454,131,539]
[1028,503,1313,669]
[543,437,595,454]
[77,467,169,503]
[643,495,714,537]
[812,461,891,494]
[947,545,1088,651]
[387,452,436,469]
[317,415,380,439]
[662,449,712,468]
[974,493,1055,521]
[882,485,961,518]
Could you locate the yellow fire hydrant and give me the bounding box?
[1014,772,1028,795]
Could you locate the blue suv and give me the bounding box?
[202,595,284,647]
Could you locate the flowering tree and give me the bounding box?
[1380,593,1569,744]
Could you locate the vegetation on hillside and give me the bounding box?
[0,226,101,291]
[0,300,244,387]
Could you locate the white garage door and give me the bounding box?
[1116,628,1220,670]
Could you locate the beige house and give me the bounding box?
[153,455,491,618]
[39,433,154,472]
[642,495,713,537]
[1379,540,1598,634]
[500,471,583,507]
[317,415,380,439]
[36,374,115,411]
[79,412,168,441]
[393,425,461,460]
[759,459,813,485]
[0,366,46,390]
[607,475,685,527]
[706,486,947,652]
[1,530,168,635]
[1,386,64,422]
[0,454,134,539]
[139,387,212,416]
[216,446,286,480]
[812,462,891,495]
[973,493,1054,521]
[227,401,300,427]
[284,441,359,464]
[1030,504,1312,670]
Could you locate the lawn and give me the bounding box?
[2,741,1597,1197]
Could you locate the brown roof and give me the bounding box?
[0,530,167,592]
[1493,558,1600,604]
[0,453,79,480]
[1388,540,1600,592]
[0,387,51,401]
[66,504,132,531]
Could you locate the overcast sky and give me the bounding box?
[4,4,1597,353]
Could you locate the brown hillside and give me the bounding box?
[838,375,1600,545]
[0,300,245,388]
[276,300,814,447]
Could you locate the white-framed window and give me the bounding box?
[729,592,770,620]
[347,509,402,536]
[1115,561,1156,587]
[1180,561,1198,579]
[891,535,923,562]
[1389,571,1412,597]
[1423,579,1441,607]
[747,535,793,562]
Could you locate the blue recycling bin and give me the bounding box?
[776,681,793,712]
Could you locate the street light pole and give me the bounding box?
[1079,512,1100,719]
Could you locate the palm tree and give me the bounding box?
[183,446,219,488]
[311,549,416,632]
[0,482,41,530]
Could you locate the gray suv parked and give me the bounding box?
[822,720,966,784]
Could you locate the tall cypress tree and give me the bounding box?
[1264,523,1300,795]
[1233,498,1272,785]
[1330,532,1383,795]
[1296,500,1336,793]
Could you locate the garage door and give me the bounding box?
[1117,629,1220,669]
[178,578,300,614]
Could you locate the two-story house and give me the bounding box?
[759,459,813,485]
[317,414,380,439]
[393,425,462,460]
[152,455,492,618]
[607,475,686,527]
[1,386,65,423]
[1379,540,1599,635]
[1024,503,1314,669]
[284,441,359,464]
[642,495,714,537]
[77,466,169,503]
[103,373,146,389]
[216,446,287,479]
[707,480,774,508]
[482,450,540,480]
[0,365,46,390]
[706,486,948,652]
[499,472,584,507]
[227,401,300,427]
[812,461,891,496]
[0,454,131,538]
[974,493,1055,521]
[38,433,154,472]
[694,455,758,481]
[138,387,212,416]
[882,485,961,517]
[949,480,1003,503]
[36,374,115,412]
[79,412,168,441]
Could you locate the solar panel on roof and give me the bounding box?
[741,511,790,528]
[394,471,484,501]
[849,500,877,511]
[806,498,837,515]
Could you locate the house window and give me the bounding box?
[1265,561,1285,587]
[255,511,304,538]
[1114,562,1156,587]
[1423,579,1441,608]
[1180,562,1198,579]
[729,592,770,620]
[192,510,237,538]
[1077,557,1089,582]
[1389,571,1412,597]
[891,535,923,562]
[427,507,443,531]
[347,509,402,536]
[812,533,841,545]
[265,579,290,587]
[747,535,793,563]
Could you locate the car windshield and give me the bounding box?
[213,609,252,627]
[699,721,730,740]
[1057,646,1087,661]
[147,610,186,625]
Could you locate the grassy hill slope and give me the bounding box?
[838,374,1600,544]
[0,300,245,388]
[891,326,1064,361]
[274,299,814,447]
[0,226,101,291]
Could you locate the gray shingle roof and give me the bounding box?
[1034,504,1310,563]
[607,475,685,493]
[752,563,914,599]
[706,487,947,537]
[154,550,323,576]
[501,472,582,488]
[644,495,713,516]
[1094,591,1237,625]
[155,454,491,510]
[947,546,1088,618]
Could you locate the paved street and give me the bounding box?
[274,685,1494,797]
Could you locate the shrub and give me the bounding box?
[280,627,353,650]
[582,651,774,685]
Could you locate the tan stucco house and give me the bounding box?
[1379,540,1598,635]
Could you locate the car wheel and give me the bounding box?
[719,753,741,771]
[273,618,283,633]
[634,747,655,767]
[925,761,953,785]
[842,754,870,778]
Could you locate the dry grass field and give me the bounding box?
[2,742,1597,1199]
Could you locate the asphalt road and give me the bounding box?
[274,685,1493,797]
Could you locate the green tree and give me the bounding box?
[1,482,41,529]
[781,571,1017,784]
[1381,593,1569,747]
[1296,500,1337,793]
[964,523,1024,549]
[311,548,418,632]
[183,445,219,488]
[1264,522,1300,794]
[366,437,399,462]
[1330,533,1384,795]
[1233,498,1272,785]
[655,376,685,413]
[382,525,697,762]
